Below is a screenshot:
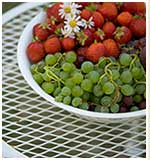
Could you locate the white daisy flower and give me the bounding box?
[82,17,95,29]
[64,15,83,33]
[59,2,81,19]
[61,28,75,39]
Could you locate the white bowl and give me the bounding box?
[17,11,146,123]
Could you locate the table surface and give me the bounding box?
[2,2,146,158]
[2,2,22,13]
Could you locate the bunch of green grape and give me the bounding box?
[30,51,146,113]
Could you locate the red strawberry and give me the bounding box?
[92,11,104,28]
[44,37,61,54]
[27,41,45,63]
[135,2,146,15]
[76,2,90,8]
[81,9,92,21]
[93,28,105,42]
[85,2,100,12]
[89,28,96,33]
[33,23,50,41]
[121,2,146,15]
[114,26,132,44]
[45,18,56,34]
[46,3,63,22]
[130,18,146,37]
[121,2,137,14]
[76,47,88,57]
[86,43,106,63]
[54,23,64,36]
[103,39,120,58]
[77,29,93,46]
[61,38,75,51]
[117,12,133,26]
[98,2,118,21]
[102,22,116,39]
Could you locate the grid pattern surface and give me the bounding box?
[2,3,146,158]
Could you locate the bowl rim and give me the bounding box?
[17,11,146,120]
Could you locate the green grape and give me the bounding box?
[60,60,66,66]
[55,95,63,102]
[81,79,93,92]
[110,57,116,62]
[62,62,73,73]
[72,97,82,107]
[110,104,119,113]
[110,92,116,98]
[60,71,69,81]
[131,67,141,79]
[130,106,139,112]
[100,106,110,113]
[61,86,71,96]
[30,64,38,74]
[95,106,101,112]
[72,86,83,97]
[54,52,62,59]
[112,70,120,80]
[135,59,142,67]
[121,84,134,96]
[102,82,115,95]
[119,53,132,66]
[116,79,123,86]
[93,85,103,97]
[81,61,94,73]
[98,57,107,68]
[42,72,51,82]
[45,54,57,66]
[37,60,45,73]
[135,84,146,95]
[65,51,77,63]
[100,96,112,106]
[72,72,83,84]
[53,81,58,88]
[65,78,75,89]
[42,82,54,94]
[93,97,100,104]
[71,63,76,70]
[144,91,146,99]
[33,73,44,85]
[117,93,123,103]
[90,95,100,104]
[120,70,132,84]
[63,96,71,105]
[51,68,60,76]
[95,67,104,76]
[82,92,90,101]
[100,76,109,86]
[53,87,61,97]
[133,95,143,103]
[87,71,100,83]
[79,102,89,110]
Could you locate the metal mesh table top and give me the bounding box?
[2,3,146,158]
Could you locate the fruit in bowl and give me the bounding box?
[18,2,146,122]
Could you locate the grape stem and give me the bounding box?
[135,79,146,85]
[129,53,138,71]
[98,73,107,84]
[51,54,64,69]
[44,66,65,84]
[98,60,121,105]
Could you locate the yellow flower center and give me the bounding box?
[64,7,71,13]
[69,20,77,28]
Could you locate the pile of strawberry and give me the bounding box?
[27,2,146,64]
